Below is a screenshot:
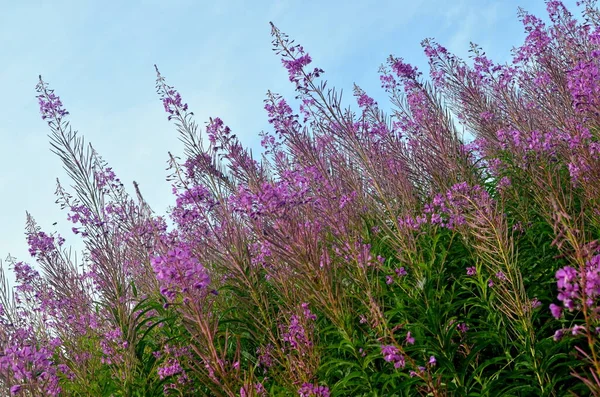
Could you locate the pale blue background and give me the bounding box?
[0,0,580,267]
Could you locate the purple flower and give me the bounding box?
[529,298,542,310]
[282,54,312,81]
[572,324,586,336]
[390,58,420,80]
[257,344,274,368]
[36,78,69,121]
[549,303,562,319]
[298,383,330,397]
[405,331,415,345]
[457,323,469,334]
[27,231,57,258]
[381,345,405,368]
[301,302,317,321]
[157,358,183,379]
[428,355,437,366]
[584,255,600,303]
[151,243,211,301]
[466,266,477,276]
[10,385,22,395]
[356,92,376,108]
[555,266,580,310]
[282,304,316,352]
[553,329,564,341]
[255,383,266,395]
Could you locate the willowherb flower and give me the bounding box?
[409,368,423,378]
[264,94,301,138]
[550,303,563,319]
[257,344,274,368]
[567,58,600,113]
[254,383,267,395]
[282,315,311,350]
[380,345,405,369]
[554,329,565,341]
[572,324,586,336]
[94,167,118,190]
[529,298,542,310]
[298,383,330,397]
[281,303,317,352]
[157,358,184,380]
[100,327,125,366]
[35,77,69,121]
[283,53,312,81]
[584,254,600,305]
[12,261,39,289]
[497,176,511,190]
[150,243,211,301]
[390,57,420,81]
[27,231,60,258]
[162,89,188,115]
[155,65,190,122]
[457,323,469,334]
[356,92,377,109]
[271,24,324,93]
[1,341,63,396]
[555,266,580,310]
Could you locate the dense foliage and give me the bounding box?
[2,1,600,395]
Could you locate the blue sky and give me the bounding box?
[0,0,581,266]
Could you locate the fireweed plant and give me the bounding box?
[3,0,600,395]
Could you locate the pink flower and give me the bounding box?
[549,303,562,319]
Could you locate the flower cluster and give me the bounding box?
[35,78,69,121]
[162,89,188,116]
[26,231,61,258]
[380,345,405,369]
[157,358,183,379]
[282,303,317,351]
[552,254,600,316]
[0,341,63,396]
[298,383,330,397]
[150,244,211,301]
